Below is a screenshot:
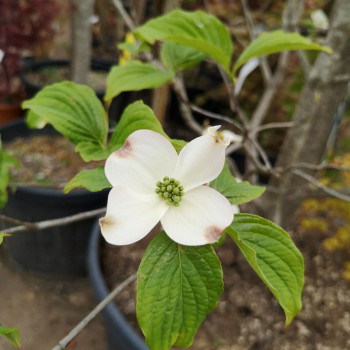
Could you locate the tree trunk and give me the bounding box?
[256,0,350,230]
[70,0,94,84]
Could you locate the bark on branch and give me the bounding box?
[258,0,350,228]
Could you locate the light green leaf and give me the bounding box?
[227,214,304,325]
[210,163,265,204]
[117,41,151,55]
[0,323,21,348]
[74,142,118,162]
[105,61,174,100]
[64,166,111,193]
[22,81,108,147]
[135,9,233,73]
[233,30,332,75]
[109,100,168,148]
[0,233,11,245]
[110,101,185,152]
[161,41,205,72]
[0,139,20,208]
[171,138,187,152]
[26,110,47,129]
[137,231,223,350]
[117,41,139,55]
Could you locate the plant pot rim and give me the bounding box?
[88,220,149,350]
[20,58,115,98]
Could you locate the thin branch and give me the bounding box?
[225,141,243,156]
[292,169,350,202]
[242,143,270,175]
[282,0,305,31]
[189,103,243,131]
[172,76,203,135]
[248,138,273,171]
[250,51,290,130]
[287,162,350,172]
[250,0,305,130]
[173,85,244,131]
[240,0,272,84]
[2,207,106,235]
[111,0,135,31]
[0,215,24,226]
[255,121,294,132]
[51,274,137,350]
[296,51,311,77]
[218,66,250,128]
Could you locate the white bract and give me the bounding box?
[311,9,329,30]
[100,126,234,246]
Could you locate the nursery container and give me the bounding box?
[20,58,114,100]
[88,220,149,350]
[0,120,108,276]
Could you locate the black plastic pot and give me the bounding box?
[88,220,149,350]
[0,120,108,276]
[19,58,139,123]
[20,58,115,100]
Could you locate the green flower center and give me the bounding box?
[155,176,184,207]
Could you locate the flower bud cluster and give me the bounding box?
[155,176,184,206]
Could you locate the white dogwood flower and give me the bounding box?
[99,126,234,246]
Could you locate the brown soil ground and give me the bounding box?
[0,248,107,350]
[103,207,350,350]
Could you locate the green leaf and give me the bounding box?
[64,166,111,193]
[0,233,11,245]
[233,30,333,75]
[105,61,174,100]
[0,139,20,208]
[109,100,168,147]
[117,41,139,55]
[26,110,47,129]
[0,323,21,348]
[110,101,184,152]
[74,142,118,162]
[137,231,223,350]
[227,214,304,325]
[210,163,265,204]
[22,81,108,147]
[161,42,205,72]
[117,40,151,55]
[171,138,187,152]
[135,9,233,73]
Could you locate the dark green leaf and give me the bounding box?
[135,9,233,73]
[137,231,223,350]
[227,214,304,325]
